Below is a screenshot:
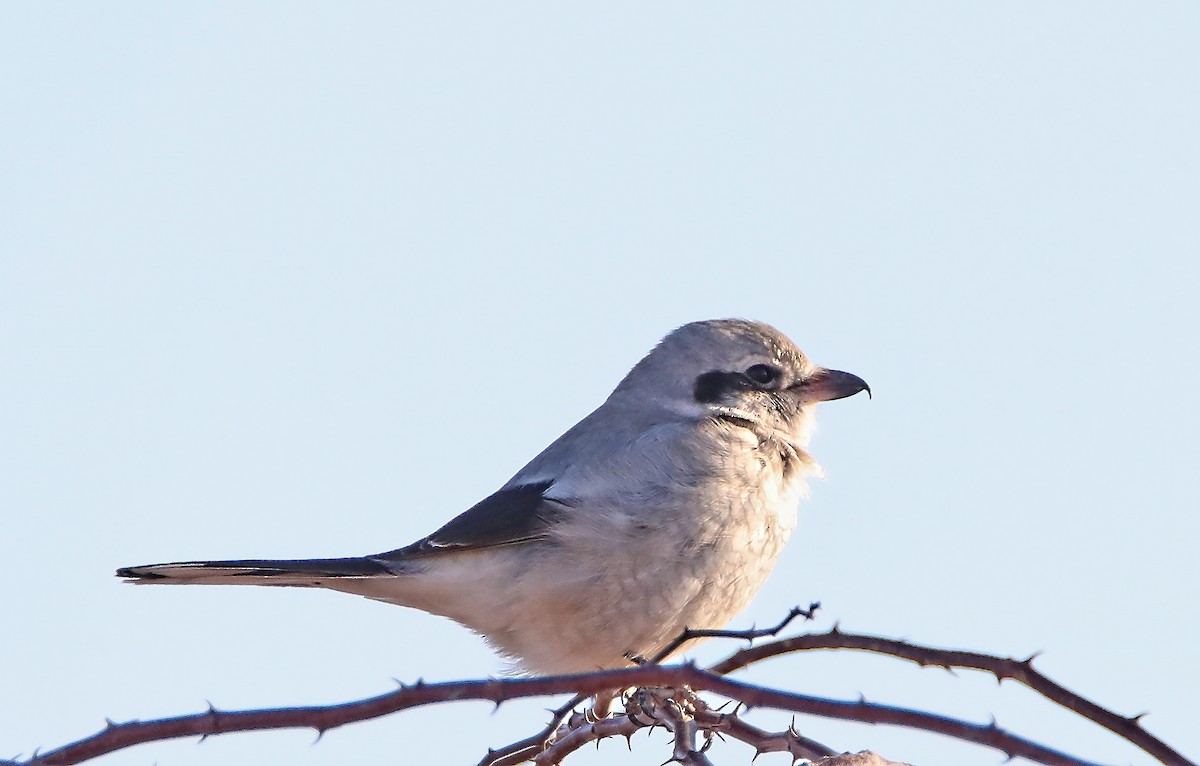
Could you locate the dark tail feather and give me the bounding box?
[117,556,395,585]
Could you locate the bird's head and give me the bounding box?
[613,319,869,443]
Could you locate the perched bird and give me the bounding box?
[119,319,868,675]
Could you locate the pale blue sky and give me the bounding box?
[2,3,1197,766]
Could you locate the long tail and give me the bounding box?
[117,556,395,586]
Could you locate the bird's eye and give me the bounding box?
[744,364,780,386]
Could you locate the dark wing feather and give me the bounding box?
[116,482,568,582]
[380,480,568,559]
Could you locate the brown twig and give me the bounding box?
[690,668,1111,766]
[479,693,588,766]
[523,694,838,765]
[11,609,1194,766]
[649,696,705,764]
[532,713,640,765]
[14,662,1119,766]
[710,626,1192,766]
[647,602,821,664]
[702,711,838,761]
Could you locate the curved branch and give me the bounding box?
[710,712,837,761]
[479,693,588,766]
[515,694,839,765]
[689,668,1109,766]
[16,663,1113,766]
[532,714,640,766]
[709,627,1192,766]
[646,602,821,664]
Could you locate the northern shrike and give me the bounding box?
[119,319,869,675]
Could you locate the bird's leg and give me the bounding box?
[589,689,619,720]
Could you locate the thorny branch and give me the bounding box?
[6,609,1194,766]
[478,693,587,766]
[707,626,1192,766]
[645,601,822,664]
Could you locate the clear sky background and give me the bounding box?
[3,4,1197,766]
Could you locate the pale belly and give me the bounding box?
[480,452,804,674]
[334,427,810,675]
